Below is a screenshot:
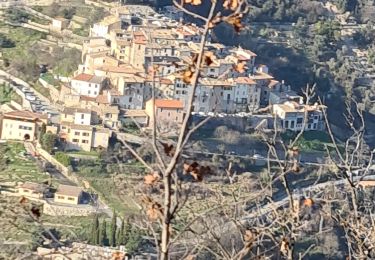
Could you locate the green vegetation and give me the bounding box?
[0,142,47,183]
[40,73,59,86]
[33,81,51,99]
[0,83,22,105]
[73,28,89,37]
[282,131,333,152]
[40,214,101,241]
[53,48,82,77]
[0,26,46,82]
[88,215,143,254]
[0,33,15,48]
[33,3,108,25]
[55,152,71,167]
[41,133,58,154]
[76,159,141,214]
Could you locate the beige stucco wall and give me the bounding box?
[18,188,44,199]
[54,194,80,205]
[92,130,110,149]
[1,118,36,141]
[66,128,93,151]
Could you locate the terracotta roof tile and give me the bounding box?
[4,110,47,120]
[73,73,93,81]
[96,94,110,104]
[154,99,183,109]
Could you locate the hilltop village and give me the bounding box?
[0,5,326,152]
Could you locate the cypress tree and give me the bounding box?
[38,123,46,142]
[109,211,117,247]
[90,214,99,245]
[116,218,124,245]
[123,218,131,244]
[100,220,108,246]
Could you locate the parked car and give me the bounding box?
[22,87,30,92]
[26,95,36,101]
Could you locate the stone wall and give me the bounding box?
[43,201,97,216]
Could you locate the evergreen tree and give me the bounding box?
[116,218,124,245]
[109,211,117,247]
[99,220,108,246]
[38,123,46,142]
[90,214,99,245]
[123,219,132,244]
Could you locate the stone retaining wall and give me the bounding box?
[43,201,97,216]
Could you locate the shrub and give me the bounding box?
[55,152,71,167]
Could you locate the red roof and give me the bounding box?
[73,73,94,81]
[4,110,47,120]
[80,95,96,102]
[96,94,109,104]
[154,99,183,109]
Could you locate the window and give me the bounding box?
[72,139,79,142]
[297,118,303,124]
[82,133,90,136]
[290,121,295,128]
[57,196,65,199]
[74,132,80,136]
[129,97,133,103]
[284,120,289,128]
[68,197,75,201]
[82,140,89,144]
[81,114,84,119]
[313,123,317,129]
[88,90,91,94]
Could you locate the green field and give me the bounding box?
[0,142,48,183]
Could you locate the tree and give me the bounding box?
[109,211,117,247]
[99,220,108,246]
[0,33,15,48]
[116,218,124,246]
[55,152,71,167]
[41,133,57,154]
[125,227,143,255]
[38,123,46,142]
[90,214,100,245]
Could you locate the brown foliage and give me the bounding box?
[144,171,161,185]
[183,162,211,181]
[223,0,239,11]
[141,196,163,221]
[160,142,176,157]
[232,60,247,73]
[184,0,202,6]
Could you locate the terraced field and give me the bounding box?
[0,142,48,184]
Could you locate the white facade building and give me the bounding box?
[71,74,106,98]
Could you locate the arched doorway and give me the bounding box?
[24,134,30,140]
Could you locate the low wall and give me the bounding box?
[39,78,59,103]
[27,20,50,30]
[84,0,112,11]
[43,201,97,216]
